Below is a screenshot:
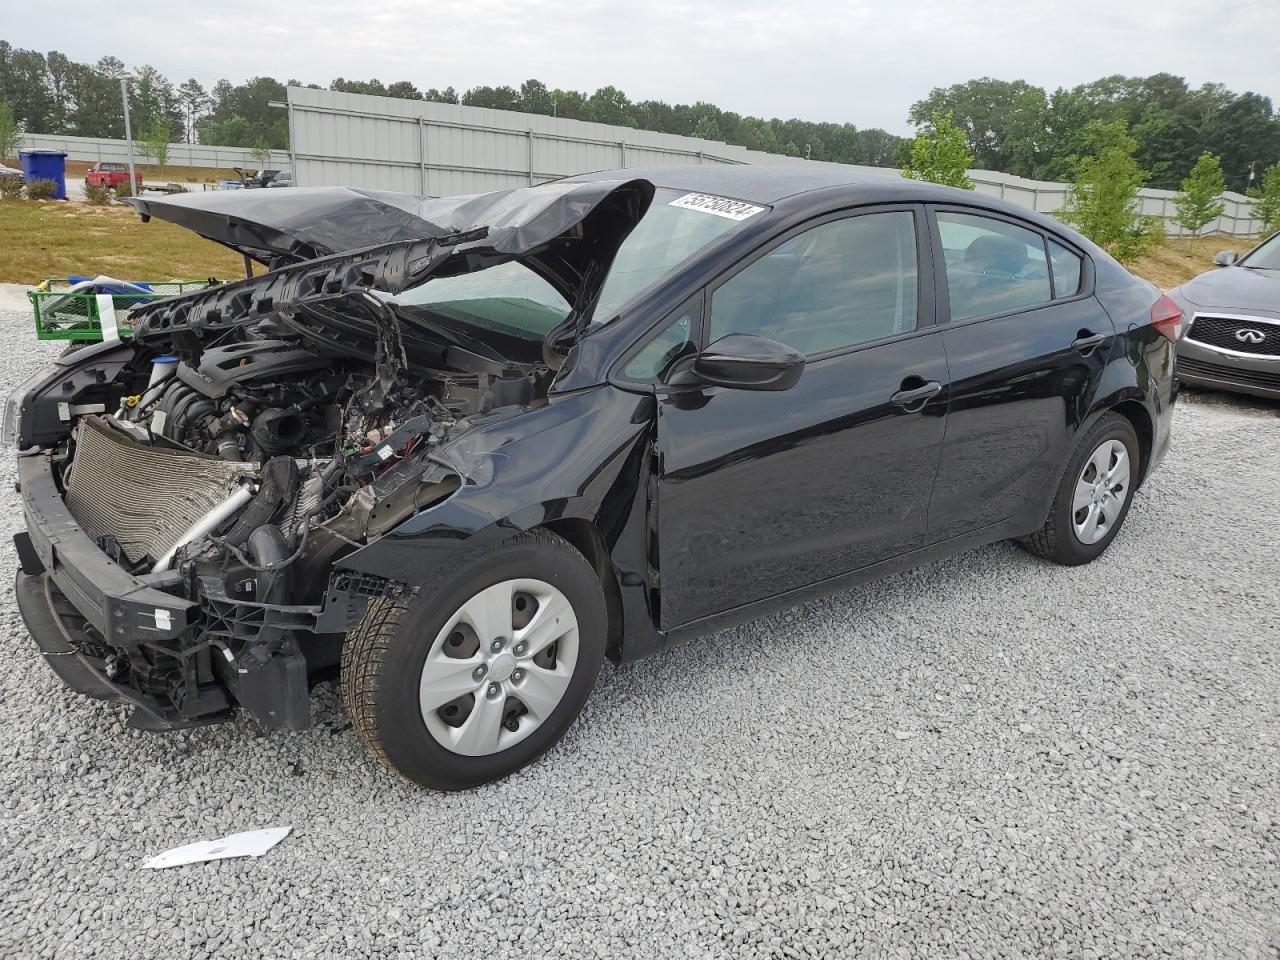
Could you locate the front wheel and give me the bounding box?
[1021,413,1139,566]
[341,530,607,790]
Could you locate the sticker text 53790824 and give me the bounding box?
[668,193,767,222]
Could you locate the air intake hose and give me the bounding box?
[251,407,306,455]
[247,524,291,605]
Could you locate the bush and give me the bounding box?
[25,178,58,200]
[902,112,974,190]
[112,176,133,198]
[1060,121,1162,264]
[1255,162,1280,234]
[84,182,112,205]
[0,175,22,200]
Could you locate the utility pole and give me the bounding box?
[120,78,138,192]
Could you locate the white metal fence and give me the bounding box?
[16,91,1265,238]
[284,87,1264,238]
[17,132,291,170]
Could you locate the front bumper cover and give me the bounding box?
[1177,324,1280,400]
[15,449,374,730]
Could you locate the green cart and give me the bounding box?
[28,278,218,341]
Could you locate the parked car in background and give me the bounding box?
[265,171,293,188]
[84,162,142,191]
[10,167,1177,790]
[234,167,288,188]
[1168,231,1280,399]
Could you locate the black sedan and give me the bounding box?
[8,166,1176,789]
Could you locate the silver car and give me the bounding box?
[1169,232,1280,400]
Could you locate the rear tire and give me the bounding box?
[341,530,607,790]
[1021,413,1139,566]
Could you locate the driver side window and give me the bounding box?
[708,211,919,356]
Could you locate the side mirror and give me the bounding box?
[1213,249,1238,266]
[686,333,805,392]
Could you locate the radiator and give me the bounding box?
[64,417,253,565]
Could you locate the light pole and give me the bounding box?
[120,78,138,192]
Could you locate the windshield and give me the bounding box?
[390,185,762,342]
[1241,233,1280,270]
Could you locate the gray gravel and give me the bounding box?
[1,306,1278,959]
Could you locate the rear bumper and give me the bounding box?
[15,448,373,730]
[1177,339,1280,400]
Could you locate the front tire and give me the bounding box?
[341,530,607,790]
[1021,413,1139,566]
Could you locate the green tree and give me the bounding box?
[1060,121,1162,263]
[1254,162,1280,233]
[1173,152,1227,235]
[139,117,170,168]
[0,100,24,159]
[177,78,208,143]
[902,112,974,189]
[908,78,1048,176]
[250,138,272,169]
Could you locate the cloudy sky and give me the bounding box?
[6,0,1278,133]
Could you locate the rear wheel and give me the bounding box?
[341,530,607,790]
[1021,413,1139,565]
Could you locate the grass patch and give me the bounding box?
[0,201,244,284]
[1129,234,1242,289]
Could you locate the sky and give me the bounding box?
[5,0,1278,134]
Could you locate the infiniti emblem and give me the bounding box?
[1235,328,1266,344]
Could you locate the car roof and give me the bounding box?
[562,163,965,204]
[562,164,1094,248]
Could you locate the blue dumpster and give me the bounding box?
[18,150,68,200]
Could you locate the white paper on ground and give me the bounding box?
[141,826,292,869]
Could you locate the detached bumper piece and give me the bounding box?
[16,450,385,732]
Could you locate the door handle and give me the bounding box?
[890,379,943,411]
[1071,331,1107,355]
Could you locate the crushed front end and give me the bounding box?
[8,178,654,731]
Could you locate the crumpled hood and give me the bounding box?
[1173,265,1280,316]
[126,180,655,301]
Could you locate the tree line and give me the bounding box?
[1,42,1276,194]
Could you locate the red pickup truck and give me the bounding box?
[84,162,143,190]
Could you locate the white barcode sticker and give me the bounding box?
[668,192,766,221]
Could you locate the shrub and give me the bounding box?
[1173,152,1227,236]
[1255,162,1280,234]
[1060,121,1162,264]
[0,175,22,200]
[112,176,133,198]
[902,112,974,190]
[84,182,112,205]
[25,178,58,200]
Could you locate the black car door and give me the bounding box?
[925,207,1112,541]
[648,205,951,630]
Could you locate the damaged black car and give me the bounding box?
[9,166,1176,789]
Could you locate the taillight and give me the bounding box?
[1151,295,1183,342]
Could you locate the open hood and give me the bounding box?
[127,179,654,366]
[126,181,654,271]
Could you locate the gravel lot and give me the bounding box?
[0,307,1277,959]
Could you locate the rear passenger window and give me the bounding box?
[937,212,1052,321]
[709,211,918,356]
[1048,239,1082,298]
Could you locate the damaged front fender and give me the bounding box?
[334,386,658,649]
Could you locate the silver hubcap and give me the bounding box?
[419,578,579,757]
[1072,439,1131,545]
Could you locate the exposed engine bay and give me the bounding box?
[10,178,653,731]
